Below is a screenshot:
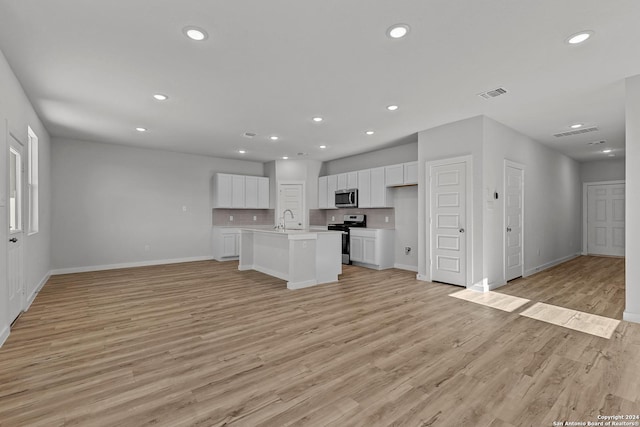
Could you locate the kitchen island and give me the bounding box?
[238,228,342,289]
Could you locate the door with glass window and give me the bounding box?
[8,133,25,323]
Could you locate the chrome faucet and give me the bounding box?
[274,210,294,232]
[281,209,294,231]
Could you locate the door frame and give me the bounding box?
[582,180,625,255]
[7,128,27,321]
[426,155,473,286]
[503,159,525,282]
[276,180,306,229]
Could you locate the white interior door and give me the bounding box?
[278,183,304,229]
[8,133,25,323]
[430,160,467,286]
[505,162,524,281]
[587,183,625,256]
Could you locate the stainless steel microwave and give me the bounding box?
[335,188,358,208]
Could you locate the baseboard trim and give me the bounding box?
[0,326,9,348]
[416,274,428,282]
[51,256,215,275]
[394,263,418,272]
[25,271,51,311]
[287,279,319,290]
[524,252,581,277]
[623,311,640,324]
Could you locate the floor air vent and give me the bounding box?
[478,87,508,99]
[554,127,599,138]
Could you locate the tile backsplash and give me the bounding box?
[213,209,275,226]
[309,208,395,229]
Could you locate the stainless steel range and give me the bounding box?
[327,214,367,264]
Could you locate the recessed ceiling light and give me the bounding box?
[183,26,208,41]
[135,127,147,132]
[153,94,168,101]
[365,130,375,135]
[602,149,612,153]
[312,117,323,122]
[282,156,288,160]
[319,145,327,149]
[566,31,593,45]
[387,24,410,39]
[238,150,246,154]
[570,123,583,129]
[387,105,399,111]
[270,136,279,141]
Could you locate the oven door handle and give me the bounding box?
[349,192,354,204]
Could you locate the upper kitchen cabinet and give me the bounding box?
[385,161,418,186]
[257,177,269,208]
[357,170,371,208]
[327,175,337,209]
[213,173,269,209]
[403,161,418,185]
[337,173,347,190]
[318,176,328,209]
[370,167,391,207]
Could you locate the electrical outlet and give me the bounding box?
[405,247,411,255]
[182,205,187,212]
[144,245,150,251]
[331,216,335,222]
[385,216,389,223]
[230,215,234,221]
[253,215,257,221]
[302,241,307,249]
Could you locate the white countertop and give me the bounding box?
[238,227,342,239]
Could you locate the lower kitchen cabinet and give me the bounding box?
[350,229,394,270]
[212,227,241,261]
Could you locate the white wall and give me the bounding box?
[625,75,640,323]
[325,142,418,175]
[580,159,625,183]
[417,116,582,289]
[0,49,52,345]
[418,116,484,285]
[51,138,263,272]
[482,117,582,286]
[323,142,419,270]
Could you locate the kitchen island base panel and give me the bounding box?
[239,229,342,289]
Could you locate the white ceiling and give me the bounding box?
[1,0,638,163]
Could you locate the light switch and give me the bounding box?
[182,205,187,212]
[230,215,234,221]
[253,216,257,221]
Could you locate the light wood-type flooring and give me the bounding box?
[497,255,625,319]
[1,257,639,426]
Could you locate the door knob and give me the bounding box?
[506,227,512,232]
[9,238,18,243]
[459,228,465,233]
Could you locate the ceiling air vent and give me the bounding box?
[243,132,257,138]
[478,87,508,100]
[587,140,606,146]
[553,126,599,138]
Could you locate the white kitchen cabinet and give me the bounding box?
[349,228,394,269]
[231,175,245,208]
[403,161,418,185]
[337,173,348,190]
[318,176,328,209]
[213,173,270,209]
[385,164,404,187]
[357,169,371,208]
[347,171,358,189]
[385,161,418,187]
[327,175,337,209]
[245,176,258,208]
[213,173,233,208]
[213,227,241,261]
[258,177,270,208]
[370,167,389,207]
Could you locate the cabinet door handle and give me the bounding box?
[9,237,18,243]
[459,228,465,233]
